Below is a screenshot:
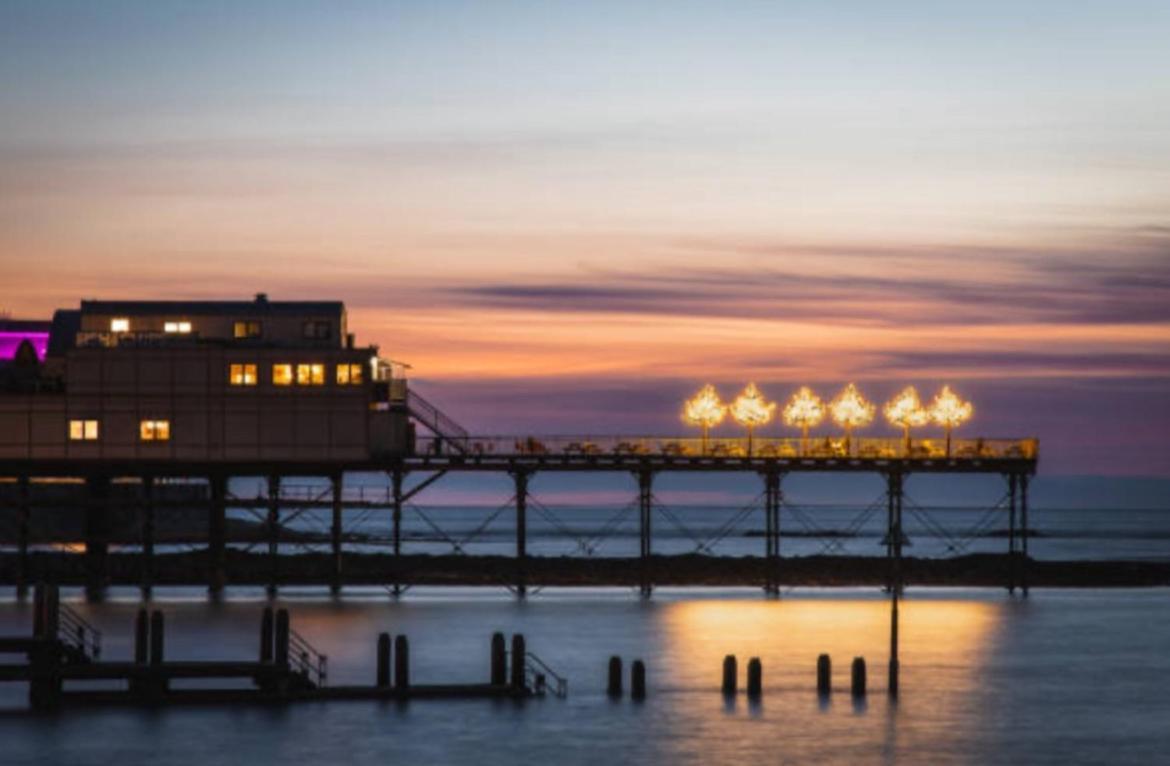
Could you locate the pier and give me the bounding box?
[0,434,1039,599]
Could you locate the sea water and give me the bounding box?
[1,587,1168,765]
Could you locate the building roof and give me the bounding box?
[79,295,344,317]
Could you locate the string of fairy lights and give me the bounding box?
[682,383,974,455]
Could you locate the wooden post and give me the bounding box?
[149,610,165,665]
[84,475,111,602]
[762,470,781,594]
[889,591,900,699]
[45,584,59,641]
[510,633,526,690]
[208,474,227,597]
[330,473,344,595]
[631,659,646,700]
[391,468,404,596]
[394,634,410,690]
[637,468,653,597]
[1007,473,1018,595]
[377,632,392,688]
[722,654,737,696]
[260,606,274,663]
[16,475,30,599]
[851,657,866,697]
[512,471,529,597]
[33,583,45,638]
[141,475,155,598]
[491,632,507,686]
[266,475,280,598]
[607,656,623,697]
[274,608,290,668]
[746,657,762,699]
[816,654,831,695]
[134,608,149,664]
[1020,473,1030,596]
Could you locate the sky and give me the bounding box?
[1,1,1169,477]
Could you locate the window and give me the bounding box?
[296,363,325,385]
[139,420,170,441]
[229,363,258,386]
[303,320,332,340]
[336,363,364,385]
[233,320,262,339]
[69,419,99,441]
[272,364,293,386]
[110,318,130,333]
[164,320,192,334]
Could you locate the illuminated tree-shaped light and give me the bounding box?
[885,385,930,454]
[929,385,974,456]
[783,386,825,455]
[829,383,875,454]
[730,383,776,456]
[682,384,727,454]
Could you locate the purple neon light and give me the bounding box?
[0,331,49,361]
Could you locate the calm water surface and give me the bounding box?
[0,587,1167,765]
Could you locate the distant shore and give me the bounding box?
[3,551,1168,589]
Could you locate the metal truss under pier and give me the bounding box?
[0,435,1037,601]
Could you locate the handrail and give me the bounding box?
[288,629,327,687]
[523,651,568,698]
[414,435,1038,462]
[56,603,101,661]
[407,389,470,453]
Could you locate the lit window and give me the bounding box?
[272,364,293,386]
[110,318,130,333]
[297,363,325,385]
[234,321,262,339]
[336,363,364,385]
[140,420,170,441]
[229,363,258,386]
[303,320,332,340]
[164,321,192,334]
[69,419,99,441]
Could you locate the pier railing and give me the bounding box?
[414,435,1037,461]
[57,603,101,661]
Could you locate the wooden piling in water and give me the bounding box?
[394,635,410,689]
[134,609,149,664]
[607,656,623,697]
[274,609,290,669]
[491,632,506,686]
[722,655,737,696]
[510,634,526,690]
[746,657,762,699]
[45,585,60,640]
[377,632,391,688]
[32,583,45,638]
[817,654,831,695]
[631,659,646,700]
[260,607,274,663]
[851,657,866,697]
[149,611,165,665]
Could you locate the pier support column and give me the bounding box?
[888,588,900,699]
[390,468,404,596]
[513,470,530,598]
[762,470,782,595]
[886,471,905,595]
[266,475,280,598]
[1007,473,1018,595]
[141,476,155,598]
[330,473,343,595]
[84,475,111,602]
[1020,474,1030,597]
[16,475,30,599]
[208,474,227,597]
[637,468,653,597]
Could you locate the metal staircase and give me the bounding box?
[522,651,568,698]
[288,628,328,688]
[406,389,470,453]
[56,603,102,663]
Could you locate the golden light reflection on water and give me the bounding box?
[654,596,1003,764]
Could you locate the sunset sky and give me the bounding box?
[2,1,1168,475]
